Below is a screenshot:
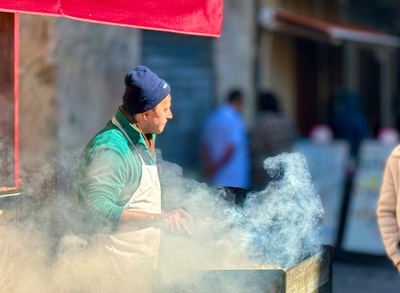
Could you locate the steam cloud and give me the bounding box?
[0,149,324,292]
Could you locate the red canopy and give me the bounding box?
[0,0,223,37]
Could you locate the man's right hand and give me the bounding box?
[119,208,193,236]
[156,209,193,236]
[396,262,400,274]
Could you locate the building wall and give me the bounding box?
[213,0,257,128]
[257,0,341,126]
[18,15,142,175]
[53,19,141,154]
[258,32,297,119]
[257,0,399,135]
[19,15,58,173]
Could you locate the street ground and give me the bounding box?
[332,257,400,292]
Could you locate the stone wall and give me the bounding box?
[53,19,141,155]
[19,15,57,174]
[213,0,257,128]
[19,15,141,174]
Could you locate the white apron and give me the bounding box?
[98,117,161,292]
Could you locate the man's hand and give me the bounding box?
[396,262,400,273]
[119,209,192,233]
[201,144,234,179]
[157,209,193,236]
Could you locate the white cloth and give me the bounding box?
[97,117,162,293]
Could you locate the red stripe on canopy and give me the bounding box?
[0,0,223,37]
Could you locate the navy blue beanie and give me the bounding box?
[122,66,171,114]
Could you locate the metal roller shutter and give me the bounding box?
[142,31,215,177]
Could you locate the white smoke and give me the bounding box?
[242,152,323,267]
[155,152,324,291]
[0,151,324,292]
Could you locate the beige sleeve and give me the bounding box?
[377,154,400,266]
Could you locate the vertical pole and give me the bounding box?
[0,12,15,187]
[13,13,19,188]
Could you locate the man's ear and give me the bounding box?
[142,111,150,121]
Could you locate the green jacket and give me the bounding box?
[77,108,157,233]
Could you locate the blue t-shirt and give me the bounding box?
[201,104,250,189]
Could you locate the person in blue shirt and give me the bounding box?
[200,89,250,190]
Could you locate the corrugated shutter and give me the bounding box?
[142,31,214,176]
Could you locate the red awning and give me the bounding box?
[0,0,223,37]
[258,8,400,47]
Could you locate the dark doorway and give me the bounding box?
[358,48,380,136]
[295,39,318,136]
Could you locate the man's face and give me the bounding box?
[142,94,173,134]
[232,98,243,112]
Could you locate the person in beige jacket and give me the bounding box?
[377,145,400,272]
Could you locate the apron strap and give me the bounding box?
[112,116,145,165]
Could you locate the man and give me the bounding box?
[77,66,191,292]
[200,89,250,190]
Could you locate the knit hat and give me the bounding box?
[122,66,171,114]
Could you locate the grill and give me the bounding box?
[155,245,331,293]
[0,187,22,227]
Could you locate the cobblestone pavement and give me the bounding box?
[333,261,400,293]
